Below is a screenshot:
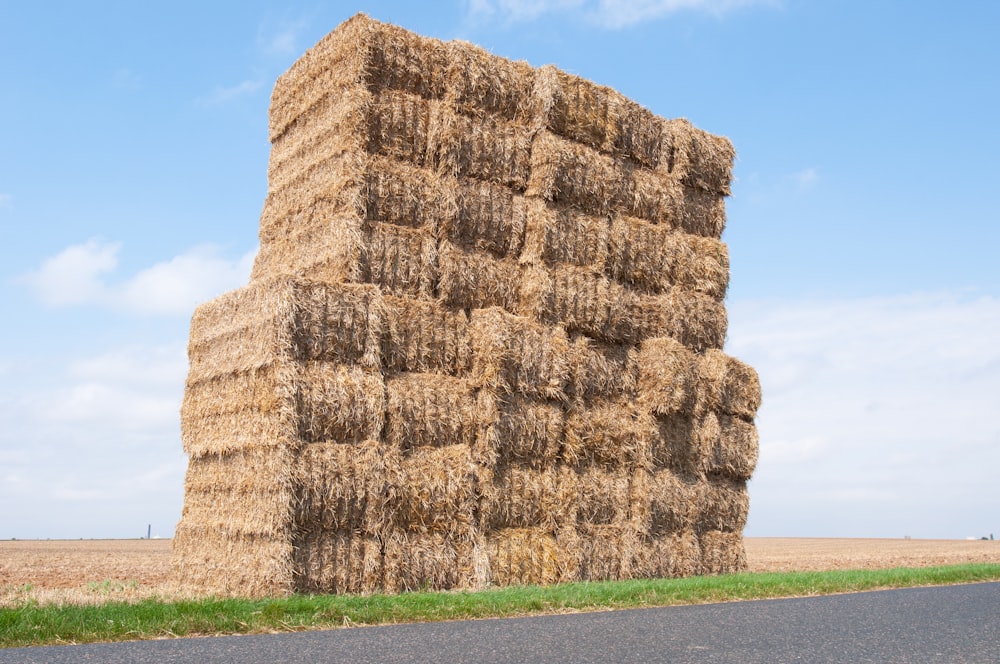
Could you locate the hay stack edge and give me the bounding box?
[173,13,761,596]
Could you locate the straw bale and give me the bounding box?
[574,524,639,581]
[521,198,610,269]
[632,468,700,535]
[481,464,574,531]
[364,155,457,230]
[444,180,527,258]
[562,400,654,468]
[446,40,537,122]
[606,215,729,298]
[695,349,762,419]
[385,373,482,450]
[632,530,701,578]
[429,105,533,191]
[292,531,384,594]
[486,527,576,586]
[396,444,480,535]
[570,467,634,526]
[179,449,295,538]
[482,396,564,466]
[267,91,374,197]
[382,295,472,375]
[438,243,522,312]
[699,530,747,575]
[294,440,403,535]
[636,336,698,417]
[523,265,674,345]
[269,13,450,142]
[359,221,438,298]
[544,69,662,168]
[696,477,750,534]
[173,525,295,597]
[383,530,480,592]
[181,367,298,457]
[659,118,735,196]
[665,288,728,351]
[702,414,759,480]
[629,167,682,225]
[527,131,633,215]
[650,414,704,473]
[291,281,385,368]
[296,363,386,445]
[366,90,434,166]
[566,336,639,403]
[678,185,727,239]
[252,205,366,286]
[469,307,572,401]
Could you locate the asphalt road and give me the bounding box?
[3,583,998,663]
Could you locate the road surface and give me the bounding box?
[2,582,997,663]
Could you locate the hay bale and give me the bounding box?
[606,215,729,298]
[444,180,527,258]
[521,198,610,269]
[438,243,522,312]
[383,530,480,592]
[480,464,574,530]
[632,468,699,536]
[469,307,571,400]
[699,530,747,575]
[695,477,750,535]
[566,336,639,403]
[364,154,457,230]
[447,40,536,122]
[481,395,564,466]
[396,444,480,535]
[173,524,295,596]
[659,118,735,196]
[296,363,386,445]
[527,131,633,215]
[269,13,450,142]
[570,467,634,525]
[633,530,701,578]
[382,295,472,375]
[696,350,763,419]
[562,400,654,468]
[359,221,438,298]
[485,527,575,586]
[291,281,385,368]
[294,440,403,535]
[679,186,728,239]
[649,414,703,473]
[430,105,533,190]
[385,373,482,450]
[543,68,662,168]
[629,166,682,225]
[293,531,384,594]
[573,524,639,581]
[637,336,698,417]
[703,415,759,480]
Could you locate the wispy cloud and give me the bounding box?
[792,166,818,189]
[258,17,310,56]
[467,0,777,28]
[111,67,142,90]
[729,291,1000,538]
[18,240,256,316]
[0,193,12,209]
[197,79,264,106]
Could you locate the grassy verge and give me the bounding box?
[3,563,999,648]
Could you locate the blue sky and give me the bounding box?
[1,0,997,540]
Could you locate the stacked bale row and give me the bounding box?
[173,13,761,596]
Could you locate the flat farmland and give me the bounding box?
[2,538,998,606]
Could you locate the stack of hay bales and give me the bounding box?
[173,13,761,596]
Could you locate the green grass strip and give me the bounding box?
[3,563,999,648]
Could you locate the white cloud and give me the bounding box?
[793,167,818,188]
[729,291,1000,538]
[19,239,256,316]
[0,193,11,209]
[258,18,310,56]
[198,79,264,106]
[467,0,776,27]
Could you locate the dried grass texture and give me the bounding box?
[176,12,757,596]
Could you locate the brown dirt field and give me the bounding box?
[2,537,998,606]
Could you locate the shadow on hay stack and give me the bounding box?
[173,13,761,596]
